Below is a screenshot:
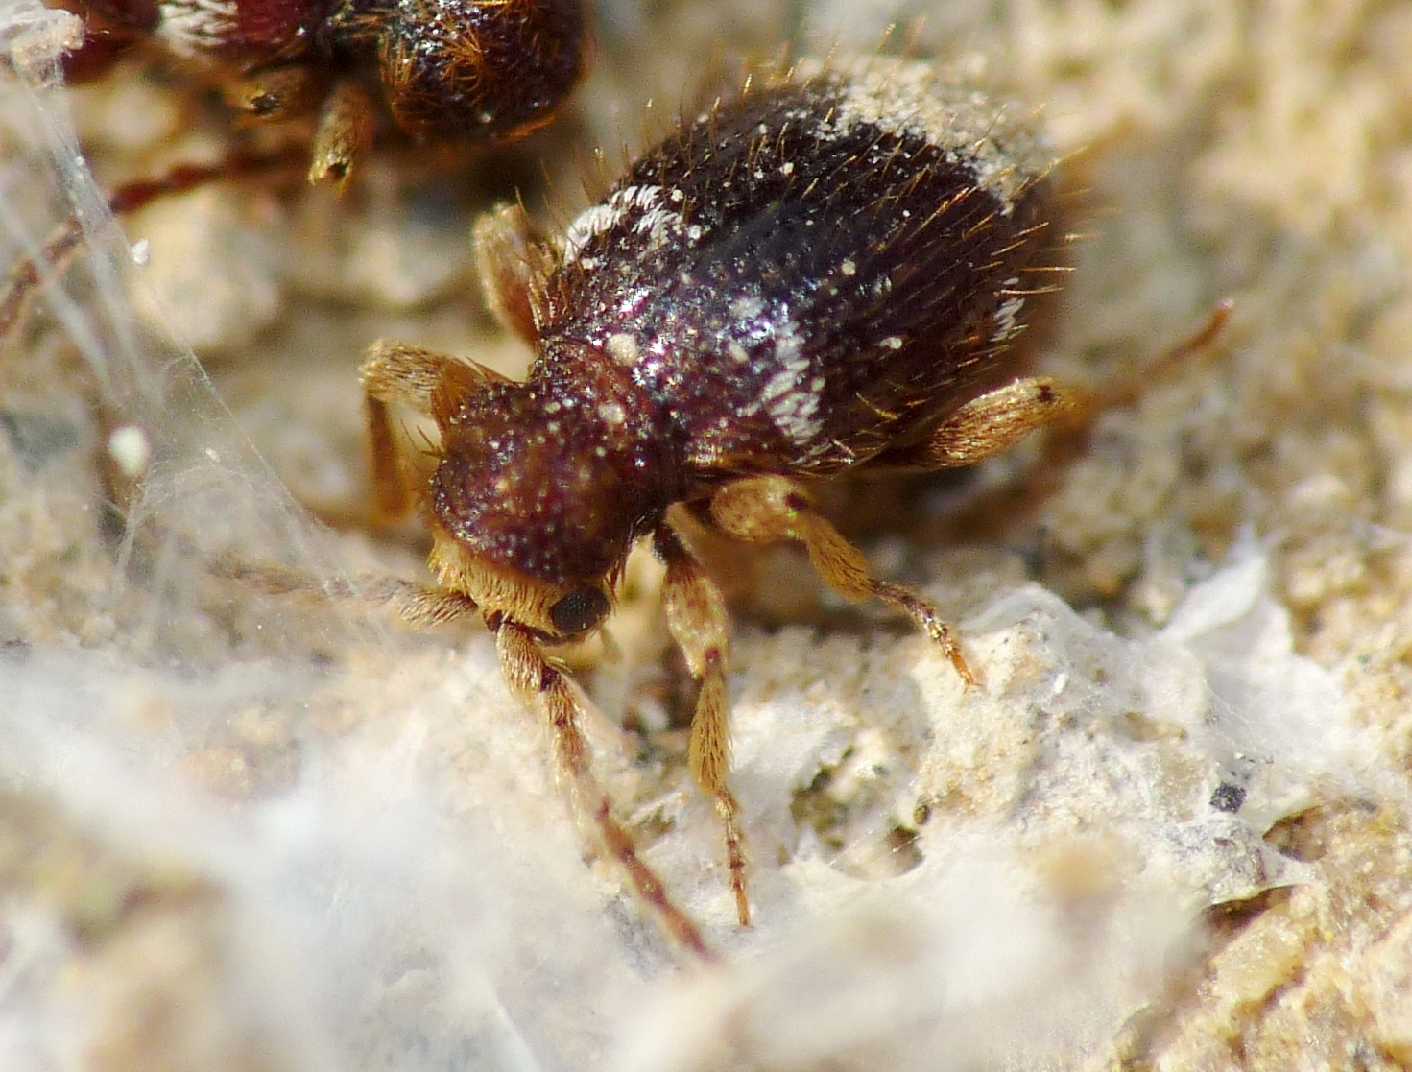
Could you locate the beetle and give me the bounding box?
[49,0,588,184]
[299,55,1083,957]
[1,0,589,348]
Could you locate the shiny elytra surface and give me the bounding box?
[433,60,1062,585]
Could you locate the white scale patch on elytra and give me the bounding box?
[746,316,824,446]
[562,184,705,268]
[730,295,765,320]
[156,0,239,55]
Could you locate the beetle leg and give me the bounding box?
[862,377,1077,473]
[900,302,1234,473]
[495,620,715,961]
[308,79,376,190]
[473,202,554,347]
[921,377,1081,469]
[654,523,751,927]
[709,476,978,686]
[226,64,323,121]
[359,340,509,519]
[217,563,714,956]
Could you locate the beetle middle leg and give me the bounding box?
[654,523,751,927]
[473,202,555,348]
[707,476,979,685]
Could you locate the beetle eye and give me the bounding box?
[549,587,610,636]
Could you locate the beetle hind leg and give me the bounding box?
[866,376,1082,472]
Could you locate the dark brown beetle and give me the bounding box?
[0,0,588,352]
[50,0,588,183]
[326,57,1083,959]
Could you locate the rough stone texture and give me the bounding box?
[3,1,1412,1070]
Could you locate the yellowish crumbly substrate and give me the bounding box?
[3,1,1412,1069]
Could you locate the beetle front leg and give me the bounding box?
[359,339,509,519]
[495,620,715,961]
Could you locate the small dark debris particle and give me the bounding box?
[1209,782,1246,813]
